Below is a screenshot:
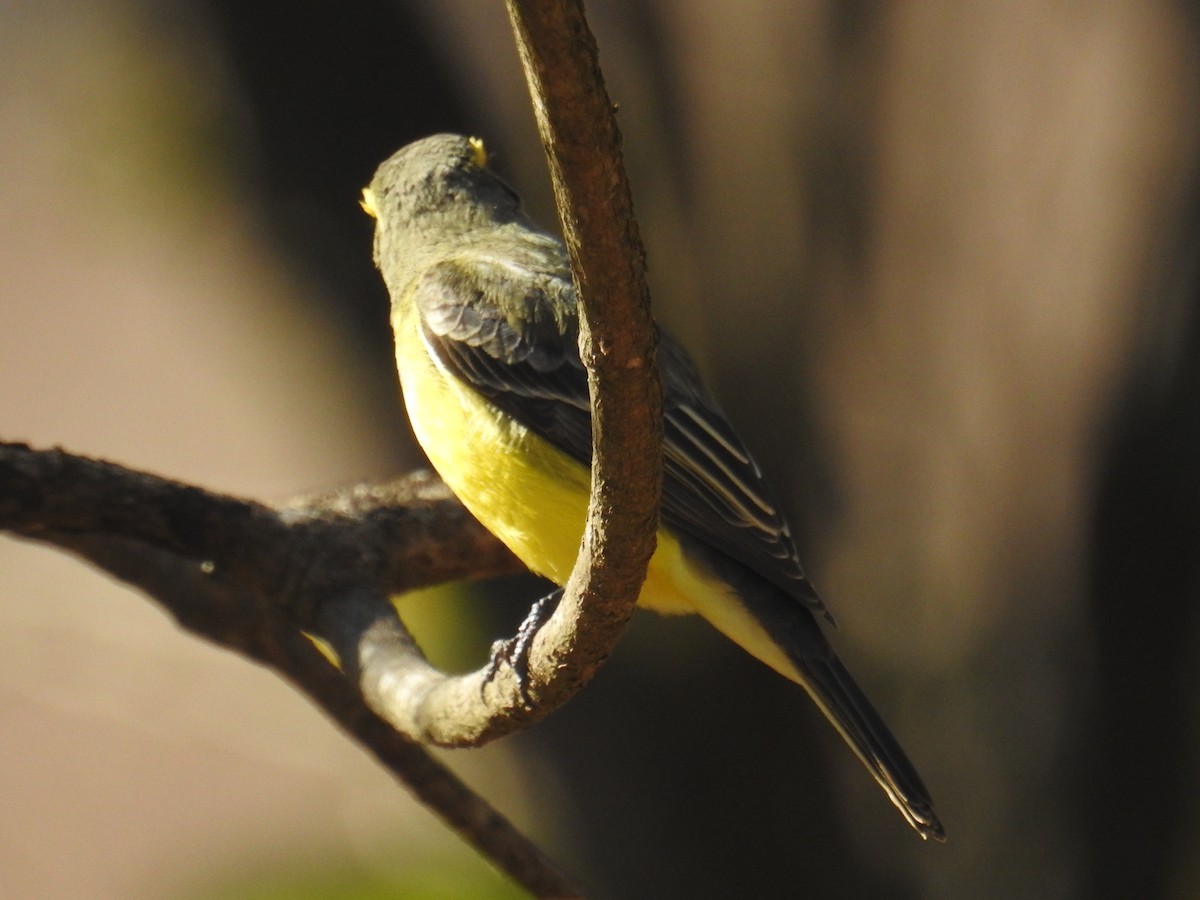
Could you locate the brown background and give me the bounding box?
[1,2,1197,897]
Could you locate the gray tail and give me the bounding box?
[798,651,945,841]
[675,536,944,839]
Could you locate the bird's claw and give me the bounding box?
[483,588,563,703]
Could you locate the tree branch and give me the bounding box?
[0,443,521,600]
[507,0,663,693]
[0,441,579,898]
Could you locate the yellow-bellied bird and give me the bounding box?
[363,134,943,841]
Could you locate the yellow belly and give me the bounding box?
[394,312,692,611]
[394,310,798,679]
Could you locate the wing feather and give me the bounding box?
[413,256,829,617]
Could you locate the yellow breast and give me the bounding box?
[394,315,584,583]
[393,309,701,614]
[393,307,799,680]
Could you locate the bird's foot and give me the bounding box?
[483,588,563,704]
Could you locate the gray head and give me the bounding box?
[363,134,525,269]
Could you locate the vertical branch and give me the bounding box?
[505,0,663,681]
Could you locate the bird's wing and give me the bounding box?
[414,255,829,618]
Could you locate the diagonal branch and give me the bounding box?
[0,440,579,898]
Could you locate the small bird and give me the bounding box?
[363,133,944,840]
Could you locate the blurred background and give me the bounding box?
[2,1,1198,897]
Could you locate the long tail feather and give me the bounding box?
[676,535,944,839]
[797,652,945,841]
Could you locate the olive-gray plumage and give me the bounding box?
[366,133,944,840]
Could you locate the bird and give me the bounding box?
[362,133,944,841]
